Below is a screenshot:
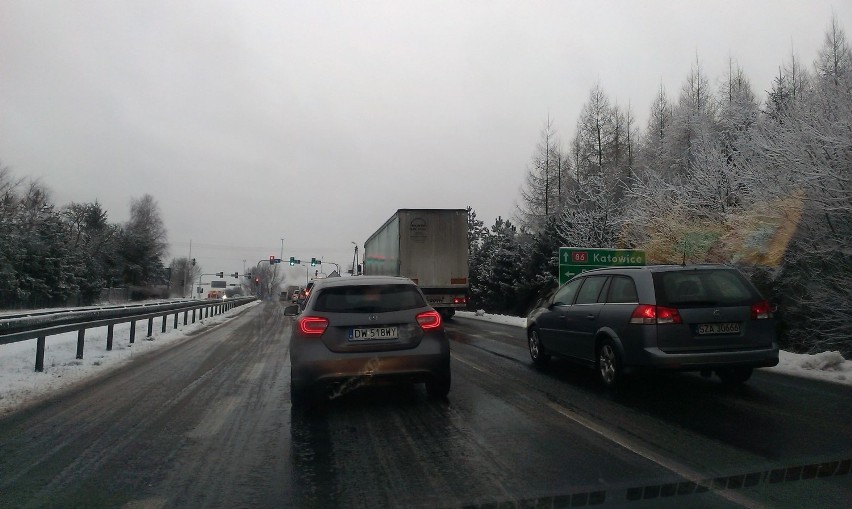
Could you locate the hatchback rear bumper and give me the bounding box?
[291,334,450,392]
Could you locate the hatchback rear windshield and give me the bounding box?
[313,284,426,313]
[652,269,760,307]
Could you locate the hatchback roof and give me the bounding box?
[311,275,415,288]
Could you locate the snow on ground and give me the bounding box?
[0,301,260,417]
[0,303,847,418]
[455,311,852,386]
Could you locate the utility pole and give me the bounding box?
[184,239,192,298]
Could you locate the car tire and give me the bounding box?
[716,367,753,385]
[528,328,551,366]
[597,339,623,388]
[290,377,309,406]
[426,372,451,399]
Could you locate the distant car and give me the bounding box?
[525,264,779,387]
[290,290,300,302]
[298,281,314,308]
[285,275,451,405]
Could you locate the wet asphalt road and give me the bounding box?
[0,302,850,508]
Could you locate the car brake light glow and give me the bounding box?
[751,300,772,320]
[452,297,466,305]
[416,310,442,330]
[630,304,682,325]
[298,316,328,336]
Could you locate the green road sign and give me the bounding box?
[559,247,646,285]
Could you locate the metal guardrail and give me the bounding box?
[0,299,194,321]
[0,299,202,335]
[0,297,256,372]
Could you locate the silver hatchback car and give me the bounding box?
[526,265,779,387]
[285,276,451,404]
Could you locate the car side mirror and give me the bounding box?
[284,304,300,316]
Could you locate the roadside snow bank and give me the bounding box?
[0,301,260,416]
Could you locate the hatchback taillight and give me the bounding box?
[630,304,682,325]
[751,300,772,320]
[298,316,328,336]
[416,310,442,330]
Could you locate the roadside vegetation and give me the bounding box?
[468,16,851,358]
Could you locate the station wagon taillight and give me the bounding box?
[751,300,772,320]
[630,305,682,325]
[298,316,328,336]
[416,310,442,330]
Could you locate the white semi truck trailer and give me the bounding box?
[363,209,469,320]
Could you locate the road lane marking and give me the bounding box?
[545,400,768,509]
[454,352,770,508]
[452,344,852,508]
[451,353,489,373]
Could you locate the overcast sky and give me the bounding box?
[2,1,850,284]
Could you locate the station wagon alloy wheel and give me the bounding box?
[598,341,621,387]
[528,329,549,365]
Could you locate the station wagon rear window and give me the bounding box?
[653,270,758,307]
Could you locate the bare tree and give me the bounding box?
[516,116,569,232]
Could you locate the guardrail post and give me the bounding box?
[162,315,167,333]
[183,311,188,325]
[192,309,196,323]
[76,329,85,359]
[205,306,209,318]
[147,317,154,337]
[129,320,136,344]
[173,313,179,329]
[107,324,114,351]
[35,336,46,372]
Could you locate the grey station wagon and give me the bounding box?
[526,265,779,387]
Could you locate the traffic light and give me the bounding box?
[231,272,239,278]
[216,272,224,278]
[254,277,260,285]
[270,255,275,264]
[191,258,196,266]
[289,256,296,266]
